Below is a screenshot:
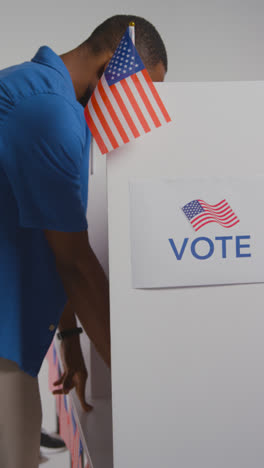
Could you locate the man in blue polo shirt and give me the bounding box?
[0,14,167,468]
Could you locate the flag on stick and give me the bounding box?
[84,26,171,155]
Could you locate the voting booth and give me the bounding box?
[107,82,264,468]
[49,81,264,468]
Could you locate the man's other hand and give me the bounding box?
[52,336,93,412]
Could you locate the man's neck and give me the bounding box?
[60,47,92,101]
[60,45,113,103]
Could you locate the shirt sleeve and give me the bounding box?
[3,93,88,231]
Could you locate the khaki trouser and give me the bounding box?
[0,357,42,468]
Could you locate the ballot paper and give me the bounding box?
[129,176,264,288]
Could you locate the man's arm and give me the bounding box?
[44,229,111,368]
[58,300,77,331]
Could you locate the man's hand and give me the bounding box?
[52,336,93,412]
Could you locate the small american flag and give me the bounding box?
[182,199,240,232]
[84,27,171,155]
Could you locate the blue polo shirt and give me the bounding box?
[0,46,91,377]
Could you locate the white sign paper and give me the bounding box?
[129,176,264,288]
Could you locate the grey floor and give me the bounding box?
[39,448,70,468]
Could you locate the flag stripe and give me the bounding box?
[200,204,229,214]
[88,99,114,151]
[84,106,108,154]
[86,103,110,154]
[192,214,238,229]
[192,208,234,224]
[131,74,161,128]
[138,71,166,124]
[94,87,123,147]
[120,79,151,133]
[194,218,240,232]
[200,206,232,217]
[91,94,119,150]
[192,209,237,225]
[142,69,171,123]
[101,75,134,141]
[192,215,237,230]
[98,79,129,144]
[199,200,228,211]
[110,84,140,138]
[194,218,238,229]
[127,76,155,131]
[115,81,145,135]
[199,199,227,209]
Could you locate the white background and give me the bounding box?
[2,0,264,82]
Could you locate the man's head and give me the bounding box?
[61,15,167,107]
[86,15,167,75]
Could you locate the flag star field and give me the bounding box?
[105,33,144,85]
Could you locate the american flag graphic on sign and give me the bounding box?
[84,27,171,154]
[182,199,240,232]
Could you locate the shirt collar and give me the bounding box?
[31,46,77,100]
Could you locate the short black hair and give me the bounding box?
[84,15,167,72]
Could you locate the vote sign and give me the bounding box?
[129,176,264,288]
